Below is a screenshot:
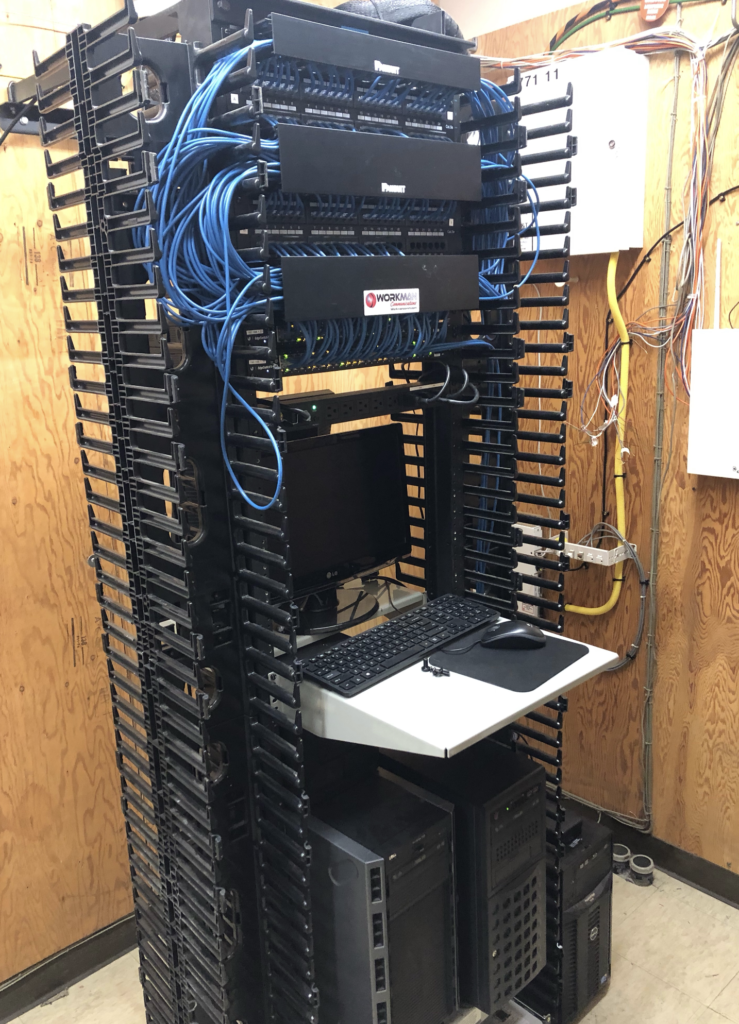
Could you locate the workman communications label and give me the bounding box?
[363,288,420,316]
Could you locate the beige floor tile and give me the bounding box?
[611,871,659,922]
[581,953,704,1024]
[611,877,739,1006]
[694,1009,735,1024]
[710,973,739,1023]
[11,870,739,1024]
[16,951,144,1024]
[451,1010,486,1023]
[654,872,739,933]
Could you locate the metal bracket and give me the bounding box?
[564,541,635,566]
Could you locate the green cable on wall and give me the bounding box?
[551,0,720,50]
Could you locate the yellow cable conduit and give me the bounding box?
[565,252,630,616]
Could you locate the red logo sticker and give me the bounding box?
[365,292,377,308]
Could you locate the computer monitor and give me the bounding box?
[283,423,412,600]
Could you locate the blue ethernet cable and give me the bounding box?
[255,51,457,115]
[145,47,530,502]
[462,81,532,594]
[466,78,538,305]
[144,43,286,511]
[519,175,541,288]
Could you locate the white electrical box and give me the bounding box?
[687,329,739,480]
[518,48,650,256]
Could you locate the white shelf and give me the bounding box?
[300,630,618,758]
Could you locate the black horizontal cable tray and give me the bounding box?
[520,83,573,117]
[280,254,479,321]
[270,13,481,90]
[250,0,477,53]
[278,124,482,201]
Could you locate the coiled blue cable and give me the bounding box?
[147,44,285,511]
[145,51,534,514]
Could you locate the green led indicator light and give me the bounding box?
[311,404,317,410]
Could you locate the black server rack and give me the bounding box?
[24,0,576,1020]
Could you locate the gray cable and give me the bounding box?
[642,30,683,832]
[576,523,648,673]
[569,22,685,836]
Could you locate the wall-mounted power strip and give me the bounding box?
[564,541,635,566]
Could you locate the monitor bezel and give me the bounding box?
[283,423,413,599]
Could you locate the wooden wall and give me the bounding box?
[0,0,135,983]
[480,3,739,869]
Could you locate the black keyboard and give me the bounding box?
[301,594,498,697]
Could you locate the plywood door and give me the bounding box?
[0,4,134,982]
[480,3,739,868]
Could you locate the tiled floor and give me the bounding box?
[14,870,739,1023]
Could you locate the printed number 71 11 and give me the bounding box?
[523,68,559,87]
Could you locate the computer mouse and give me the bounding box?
[480,621,547,650]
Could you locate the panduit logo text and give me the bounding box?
[381,182,406,194]
[374,59,400,75]
[366,292,415,305]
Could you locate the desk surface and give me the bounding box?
[301,630,618,758]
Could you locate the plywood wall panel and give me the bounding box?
[0,7,134,983]
[480,2,739,866]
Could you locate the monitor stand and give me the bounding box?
[298,587,380,635]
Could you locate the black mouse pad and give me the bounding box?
[429,624,590,692]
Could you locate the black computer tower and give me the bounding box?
[308,774,457,1024]
[560,817,613,1023]
[519,813,613,1024]
[382,742,547,1014]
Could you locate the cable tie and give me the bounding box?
[621,447,630,457]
